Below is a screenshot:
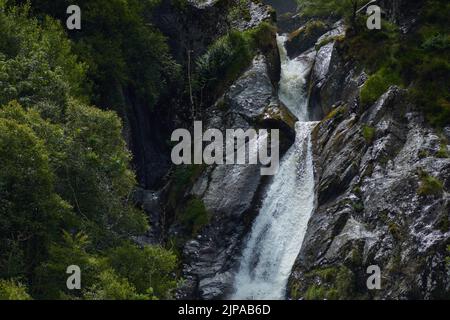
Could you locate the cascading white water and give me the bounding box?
[231,35,316,300]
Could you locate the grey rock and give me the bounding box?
[289,86,450,299]
[178,48,295,300]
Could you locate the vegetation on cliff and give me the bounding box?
[0,1,178,299]
[298,0,449,127]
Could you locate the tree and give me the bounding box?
[0,3,88,118]
[34,231,104,299]
[83,269,151,300]
[0,1,179,300]
[23,0,181,110]
[0,116,70,281]
[62,102,149,245]
[107,243,178,299]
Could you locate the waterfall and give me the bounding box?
[231,35,317,300]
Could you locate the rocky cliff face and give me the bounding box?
[148,0,297,299]
[286,19,450,299]
[135,0,448,300]
[130,0,280,190]
[177,51,297,301]
[289,85,449,299]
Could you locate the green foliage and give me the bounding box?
[168,165,205,209]
[0,101,149,250]
[196,30,253,95]
[315,34,345,50]
[305,284,338,300]
[360,68,402,106]
[195,22,276,98]
[446,245,450,267]
[172,0,189,12]
[352,201,364,213]
[324,105,346,120]
[361,125,375,143]
[0,279,32,300]
[228,0,251,22]
[406,53,450,126]
[62,102,149,245]
[108,243,178,299]
[345,17,400,73]
[23,0,181,110]
[84,269,151,300]
[436,143,449,158]
[304,20,327,36]
[0,3,178,299]
[304,266,354,300]
[34,231,105,299]
[340,0,449,126]
[0,3,88,119]
[298,0,449,126]
[436,213,449,233]
[417,170,444,196]
[35,233,177,300]
[0,115,71,281]
[421,33,450,51]
[173,165,203,194]
[180,198,211,236]
[418,149,430,159]
[297,0,360,22]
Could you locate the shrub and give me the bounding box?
[303,266,354,300]
[299,0,449,127]
[388,222,402,241]
[446,245,450,267]
[436,143,449,158]
[352,201,364,212]
[362,125,375,143]
[418,149,430,159]
[360,68,402,106]
[84,269,150,300]
[108,243,178,299]
[418,171,444,196]
[422,33,450,51]
[180,198,211,236]
[196,31,251,94]
[0,279,32,300]
[304,20,327,36]
[195,22,276,99]
[305,285,338,300]
[228,0,251,22]
[315,34,345,50]
[324,105,347,120]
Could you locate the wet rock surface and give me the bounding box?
[289,87,450,299]
[151,0,448,300]
[307,21,351,120]
[177,53,295,299]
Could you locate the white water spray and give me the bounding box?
[231,35,317,300]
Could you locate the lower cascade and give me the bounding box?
[231,35,317,299]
